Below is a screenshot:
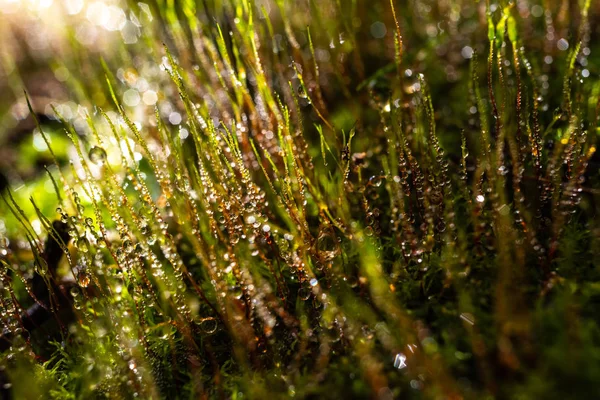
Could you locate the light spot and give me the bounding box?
[86,2,109,27]
[531,5,544,18]
[31,219,42,235]
[476,194,485,203]
[65,0,84,14]
[103,6,127,31]
[142,90,158,105]
[461,46,474,59]
[123,89,140,107]
[168,112,182,125]
[54,66,70,82]
[135,78,149,92]
[179,128,189,140]
[394,353,407,369]
[557,38,569,51]
[426,25,438,38]
[33,132,48,151]
[121,21,139,44]
[76,22,98,46]
[460,312,475,325]
[370,21,387,38]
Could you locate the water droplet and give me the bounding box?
[297,86,308,99]
[77,237,89,253]
[88,146,107,165]
[199,317,218,334]
[316,232,340,261]
[78,271,91,288]
[369,175,384,187]
[97,237,107,248]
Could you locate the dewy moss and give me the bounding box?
[0,0,599,399]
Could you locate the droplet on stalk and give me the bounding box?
[88,146,107,165]
[78,271,91,288]
[76,236,89,253]
[297,86,308,99]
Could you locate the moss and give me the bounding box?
[0,0,599,398]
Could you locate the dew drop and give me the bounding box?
[78,271,91,288]
[199,317,218,334]
[77,235,89,248]
[369,175,384,187]
[297,86,308,99]
[88,146,107,165]
[97,238,107,248]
